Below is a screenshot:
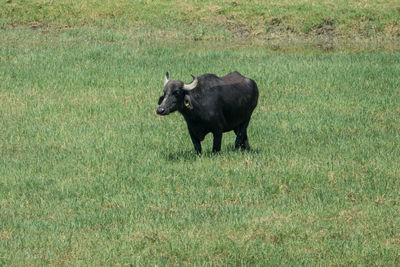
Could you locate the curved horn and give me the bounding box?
[164,72,169,86]
[183,75,198,91]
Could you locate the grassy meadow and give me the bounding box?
[1,0,400,39]
[1,0,400,265]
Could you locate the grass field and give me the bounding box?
[1,0,400,265]
[2,0,400,40]
[1,28,399,265]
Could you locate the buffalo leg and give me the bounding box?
[189,130,202,154]
[234,120,250,150]
[242,132,250,150]
[212,131,223,153]
[234,130,243,149]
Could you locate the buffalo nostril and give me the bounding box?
[156,107,165,114]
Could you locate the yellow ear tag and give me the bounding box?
[185,102,189,107]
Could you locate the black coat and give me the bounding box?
[157,71,258,153]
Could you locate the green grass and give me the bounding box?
[1,29,400,265]
[1,0,400,40]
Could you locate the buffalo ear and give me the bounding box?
[158,95,164,105]
[183,95,193,110]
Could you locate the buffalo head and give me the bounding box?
[156,72,198,115]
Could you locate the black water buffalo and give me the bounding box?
[156,71,259,154]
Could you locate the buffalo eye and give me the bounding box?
[173,90,182,97]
